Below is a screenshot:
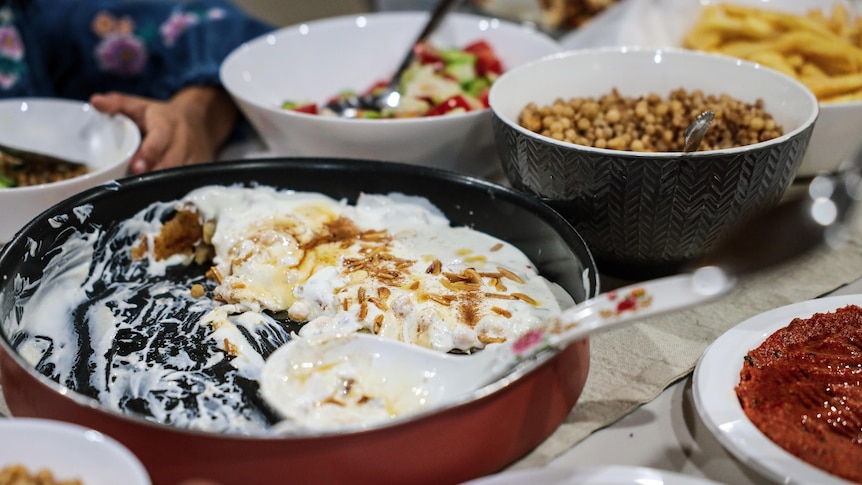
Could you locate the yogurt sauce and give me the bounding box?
[1,185,573,434]
[187,186,566,355]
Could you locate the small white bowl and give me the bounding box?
[0,98,140,242]
[560,0,861,177]
[0,418,150,485]
[220,11,560,177]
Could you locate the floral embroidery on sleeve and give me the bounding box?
[160,7,226,46]
[92,7,227,77]
[92,11,147,76]
[0,7,26,90]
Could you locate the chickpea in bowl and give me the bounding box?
[489,47,819,278]
[519,87,783,152]
[0,150,90,189]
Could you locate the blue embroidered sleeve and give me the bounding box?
[1,0,272,100]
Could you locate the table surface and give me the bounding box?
[3,5,861,483]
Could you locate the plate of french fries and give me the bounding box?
[683,0,862,104]
[561,0,862,176]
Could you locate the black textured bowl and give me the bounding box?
[489,47,819,278]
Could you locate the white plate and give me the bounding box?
[693,294,862,485]
[462,465,722,484]
[0,418,150,485]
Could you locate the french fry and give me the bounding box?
[683,2,862,103]
[800,62,828,79]
[746,51,796,77]
[821,88,862,103]
[805,72,862,99]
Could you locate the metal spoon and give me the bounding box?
[0,142,87,168]
[683,110,715,153]
[324,0,461,118]
[260,166,861,425]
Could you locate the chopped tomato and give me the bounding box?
[285,39,502,118]
[414,41,443,66]
[426,95,473,116]
[282,100,319,114]
[291,102,318,114]
[476,86,491,108]
[463,40,503,77]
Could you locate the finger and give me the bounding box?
[89,92,150,126]
[129,155,148,174]
[135,128,172,173]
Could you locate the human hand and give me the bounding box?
[90,85,238,174]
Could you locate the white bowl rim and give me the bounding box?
[489,45,821,158]
[0,416,151,484]
[219,10,559,126]
[0,97,140,192]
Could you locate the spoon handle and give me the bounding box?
[502,268,735,363]
[0,142,86,167]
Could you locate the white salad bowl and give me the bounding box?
[220,11,560,177]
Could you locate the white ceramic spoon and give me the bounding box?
[260,165,862,429]
[262,267,733,422]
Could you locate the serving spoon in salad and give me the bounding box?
[324,0,461,118]
[261,167,861,425]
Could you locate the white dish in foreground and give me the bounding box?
[462,464,722,484]
[0,417,150,485]
[693,294,862,485]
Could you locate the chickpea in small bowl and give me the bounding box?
[0,98,140,243]
[489,47,819,278]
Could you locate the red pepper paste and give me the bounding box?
[736,304,862,483]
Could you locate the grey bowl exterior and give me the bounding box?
[493,114,815,276]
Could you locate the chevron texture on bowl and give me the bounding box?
[493,114,814,276]
[488,47,820,278]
